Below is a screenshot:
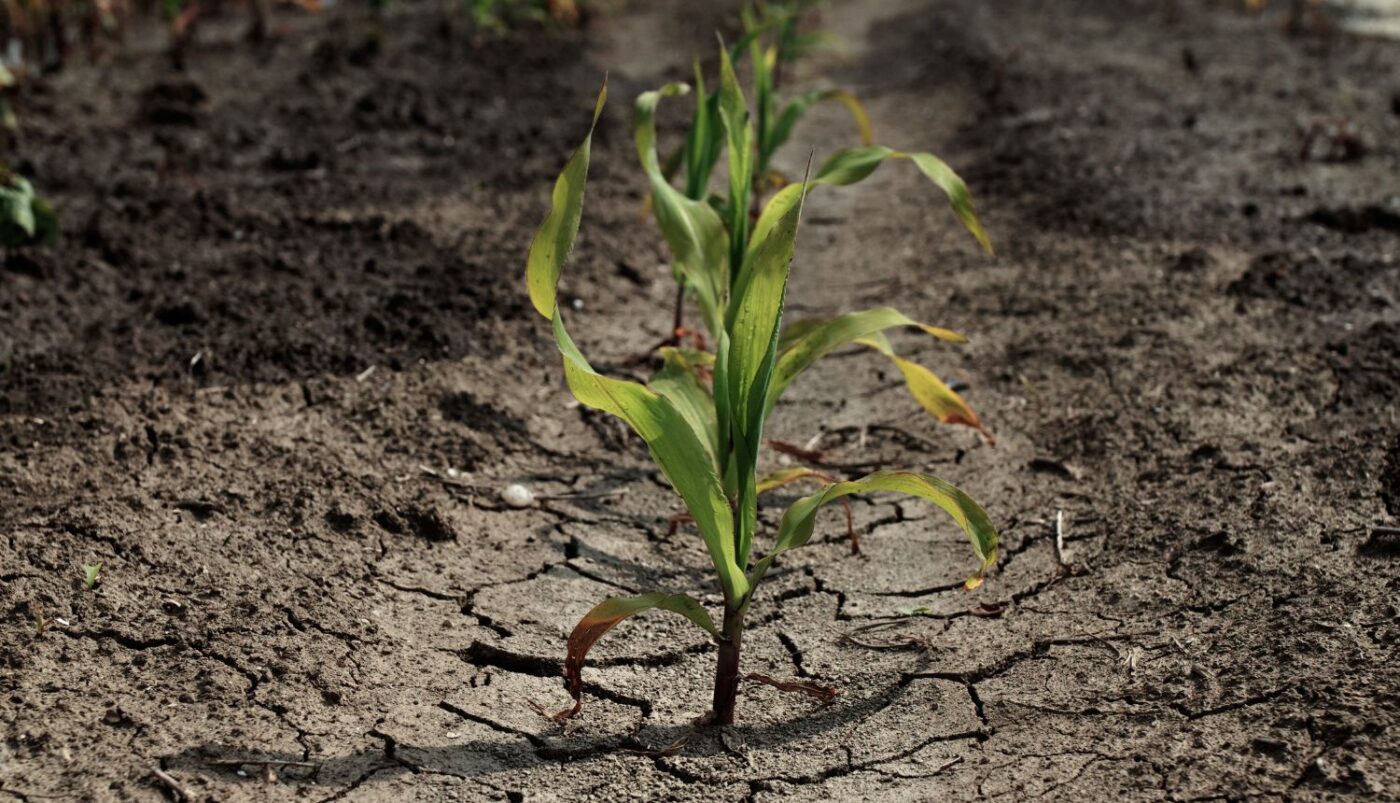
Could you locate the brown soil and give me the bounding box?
[3,0,1399,799]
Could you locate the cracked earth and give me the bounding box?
[3,0,1399,799]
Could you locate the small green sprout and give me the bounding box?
[83,562,103,590]
[524,73,998,728]
[0,170,58,248]
[33,606,55,635]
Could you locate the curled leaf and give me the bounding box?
[744,672,838,704]
[553,593,719,721]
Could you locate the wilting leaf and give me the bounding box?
[809,146,992,254]
[766,306,966,415]
[553,592,718,720]
[749,470,998,595]
[903,151,992,255]
[635,83,731,338]
[856,332,991,442]
[526,79,607,318]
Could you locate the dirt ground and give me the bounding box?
[3,0,1399,799]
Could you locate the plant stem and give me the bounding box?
[711,604,745,725]
[669,284,685,346]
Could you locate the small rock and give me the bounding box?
[500,484,535,508]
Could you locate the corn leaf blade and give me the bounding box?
[718,45,755,282]
[765,89,874,174]
[801,146,993,254]
[635,83,731,338]
[649,347,720,466]
[749,470,998,593]
[525,81,607,318]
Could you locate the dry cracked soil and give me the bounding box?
[2,0,1399,799]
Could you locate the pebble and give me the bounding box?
[500,483,535,508]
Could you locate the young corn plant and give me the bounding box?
[654,33,992,452]
[525,78,998,727]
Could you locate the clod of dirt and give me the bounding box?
[1358,528,1400,559]
[398,505,457,542]
[139,79,208,127]
[1382,436,1400,517]
[1227,251,1391,309]
[1304,202,1400,234]
[1171,246,1214,274]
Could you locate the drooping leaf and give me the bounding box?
[635,83,731,338]
[552,592,718,721]
[766,306,965,415]
[903,151,993,255]
[757,466,857,552]
[805,146,993,254]
[856,332,991,442]
[749,470,998,596]
[525,79,607,318]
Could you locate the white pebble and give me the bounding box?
[500,483,535,508]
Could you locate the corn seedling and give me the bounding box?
[0,168,58,247]
[525,78,998,727]
[82,561,102,589]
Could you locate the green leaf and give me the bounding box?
[903,151,993,255]
[681,59,722,200]
[525,79,607,318]
[749,470,998,596]
[551,592,718,721]
[723,177,809,567]
[766,306,966,415]
[635,83,731,338]
[717,44,755,283]
[82,562,102,590]
[806,146,993,254]
[552,312,747,605]
[525,81,747,605]
[856,332,990,441]
[649,347,720,466]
